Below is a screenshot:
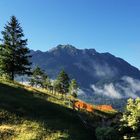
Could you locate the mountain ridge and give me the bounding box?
[30,45,139,72]
[30,44,140,79]
[30,44,140,109]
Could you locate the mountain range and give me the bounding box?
[30,45,140,109]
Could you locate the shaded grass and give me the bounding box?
[0,80,93,140]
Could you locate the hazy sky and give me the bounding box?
[0,0,140,68]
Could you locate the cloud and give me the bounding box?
[120,76,140,98]
[91,83,122,99]
[74,62,118,79]
[122,76,140,91]
[78,88,85,95]
[91,76,140,99]
[94,63,118,78]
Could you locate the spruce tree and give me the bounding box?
[30,66,47,88]
[56,70,70,95]
[53,79,60,94]
[69,79,78,98]
[0,16,31,80]
[43,77,52,90]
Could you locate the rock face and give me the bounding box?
[30,44,140,109]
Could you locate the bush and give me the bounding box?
[95,127,120,140]
[119,98,140,139]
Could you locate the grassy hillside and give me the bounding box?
[0,80,93,140]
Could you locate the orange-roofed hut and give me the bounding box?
[74,101,94,112]
[96,105,114,111]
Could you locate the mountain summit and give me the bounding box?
[31,44,140,84]
[30,45,140,109]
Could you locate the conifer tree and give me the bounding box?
[53,79,60,94]
[0,16,31,80]
[43,77,52,90]
[69,79,78,98]
[55,70,70,95]
[30,66,47,88]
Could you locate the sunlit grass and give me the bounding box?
[0,79,92,140]
[0,113,70,140]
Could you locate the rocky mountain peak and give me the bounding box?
[49,44,77,52]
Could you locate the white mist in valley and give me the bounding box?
[91,76,140,99]
[94,63,118,78]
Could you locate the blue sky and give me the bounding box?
[0,0,140,68]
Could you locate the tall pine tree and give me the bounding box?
[30,66,47,88]
[56,70,70,95]
[0,16,31,80]
[69,79,78,98]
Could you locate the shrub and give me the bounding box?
[95,127,120,140]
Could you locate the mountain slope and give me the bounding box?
[31,45,140,87]
[0,79,92,140]
[30,45,140,109]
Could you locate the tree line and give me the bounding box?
[30,66,78,98]
[0,16,79,98]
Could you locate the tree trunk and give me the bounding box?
[11,71,14,81]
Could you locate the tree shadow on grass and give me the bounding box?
[0,82,94,140]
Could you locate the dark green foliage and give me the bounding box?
[55,70,70,95]
[43,77,53,91]
[69,79,78,98]
[53,79,60,93]
[0,16,31,80]
[30,66,47,88]
[95,127,120,140]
